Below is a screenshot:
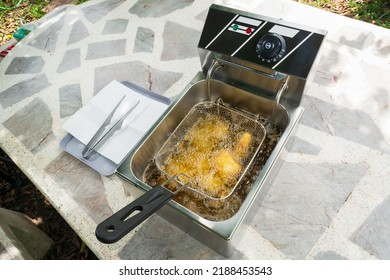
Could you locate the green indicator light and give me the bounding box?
[233,24,238,30]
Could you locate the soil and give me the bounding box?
[0,148,98,260]
[47,0,76,11]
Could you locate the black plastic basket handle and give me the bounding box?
[95,185,173,243]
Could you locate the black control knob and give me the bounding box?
[256,33,286,63]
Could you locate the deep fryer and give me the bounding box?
[95,4,327,257]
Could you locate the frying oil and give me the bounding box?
[143,115,281,222]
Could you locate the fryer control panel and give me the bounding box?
[198,5,326,78]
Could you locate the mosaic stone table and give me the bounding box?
[1,0,389,259]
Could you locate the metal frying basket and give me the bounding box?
[96,99,266,244]
[154,100,266,200]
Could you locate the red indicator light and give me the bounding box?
[246,27,252,34]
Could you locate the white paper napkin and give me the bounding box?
[63,80,169,164]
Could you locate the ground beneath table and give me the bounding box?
[0,148,98,260]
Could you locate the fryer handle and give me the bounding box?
[95,185,173,243]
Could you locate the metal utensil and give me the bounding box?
[82,97,140,159]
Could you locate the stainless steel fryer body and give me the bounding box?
[116,72,303,257]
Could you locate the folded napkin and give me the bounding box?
[63,80,169,165]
